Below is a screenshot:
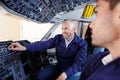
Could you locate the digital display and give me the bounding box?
[24,0,29,2]
[30,3,35,7]
[5,75,14,80]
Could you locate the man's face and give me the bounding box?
[62,21,75,39]
[90,0,120,47]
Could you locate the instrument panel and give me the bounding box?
[0,40,31,80]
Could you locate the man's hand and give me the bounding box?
[57,72,67,80]
[8,42,26,51]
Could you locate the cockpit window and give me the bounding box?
[20,20,54,42]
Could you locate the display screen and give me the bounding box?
[5,75,14,80]
[24,0,29,2]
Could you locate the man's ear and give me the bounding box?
[114,3,120,24]
[114,3,120,32]
[117,3,120,20]
[74,27,77,33]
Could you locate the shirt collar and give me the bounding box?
[102,54,113,65]
[65,37,74,48]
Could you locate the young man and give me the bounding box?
[8,20,87,80]
[80,0,120,80]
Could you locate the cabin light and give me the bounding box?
[38,7,42,12]
[82,4,95,18]
[59,12,64,14]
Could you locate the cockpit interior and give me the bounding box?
[0,0,105,80]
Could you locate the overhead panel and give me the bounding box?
[0,0,91,23]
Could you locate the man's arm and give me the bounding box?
[25,35,59,53]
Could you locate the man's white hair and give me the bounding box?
[63,20,77,28]
[69,20,76,29]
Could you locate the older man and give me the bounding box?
[8,20,87,80]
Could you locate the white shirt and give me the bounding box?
[65,38,73,48]
[102,54,113,65]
